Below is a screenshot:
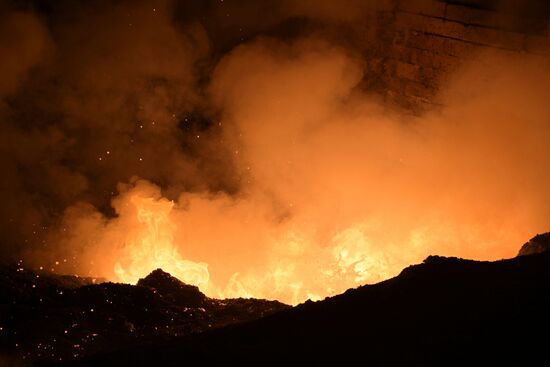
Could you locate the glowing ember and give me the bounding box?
[112,194,210,291]
[92,181,408,304]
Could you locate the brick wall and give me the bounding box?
[363,0,550,112]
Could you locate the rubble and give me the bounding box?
[0,266,289,364]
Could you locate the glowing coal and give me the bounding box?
[113,191,210,290]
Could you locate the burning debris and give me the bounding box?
[22,239,550,366]
[136,268,206,307]
[0,265,288,364]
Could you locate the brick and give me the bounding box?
[493,0,550,18]
[363,0,550,112]
[446,5,507,28]
[419,64,442,83]
[444,0,496,9]
[529,54,550,65]
[461,25,526,50]
[385,74,435,99]
[403,79,435,99]
[525,35,550,55]
[446,4,491,25]
[372,0,395,12]
[397,30,483,57]
[446,4,545,34]
[395,12,465,39]
[394,60,421,80]
[398,0,447,18]
[396,12,526,51]
[392,44,459,70]
[390,59,442,86]
[366,57,386,73]
[404,94,438,108]
[385,92,433,113]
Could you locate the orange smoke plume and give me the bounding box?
[38,39,550,305]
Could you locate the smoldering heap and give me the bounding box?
[0,233,549,365]
[0,264,288,364]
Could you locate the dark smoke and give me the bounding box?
[0,0,385,265]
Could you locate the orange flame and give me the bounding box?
[106,186,403,304]
[113,194,210,290]
[42,50,550,306]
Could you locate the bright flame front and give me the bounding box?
[107,186,403,305]
[113,194,210,290]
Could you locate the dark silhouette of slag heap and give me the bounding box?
[137,268,206,307]
[518,231,550,256]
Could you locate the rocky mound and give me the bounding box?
[68,252,550,366]
[0,267,289,365]
[137,269,206,307]
[517,231,550,256]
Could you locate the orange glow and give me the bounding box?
[102,184,402,304]
[4,0,550,310]
[37,45,550,306]
[112,194,209,290]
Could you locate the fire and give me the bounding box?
[104,183,403,304]
[113,193,210,290]
[93,179,531,306]
[47,174,538,306]
[331,227,391,284]
[39,48,550,306]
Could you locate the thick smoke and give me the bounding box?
[0,4,53,256]
[1,0,550,304]
[0,0,221,257]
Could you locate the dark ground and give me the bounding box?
[0,266,288,365]
[1,235,549,366]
